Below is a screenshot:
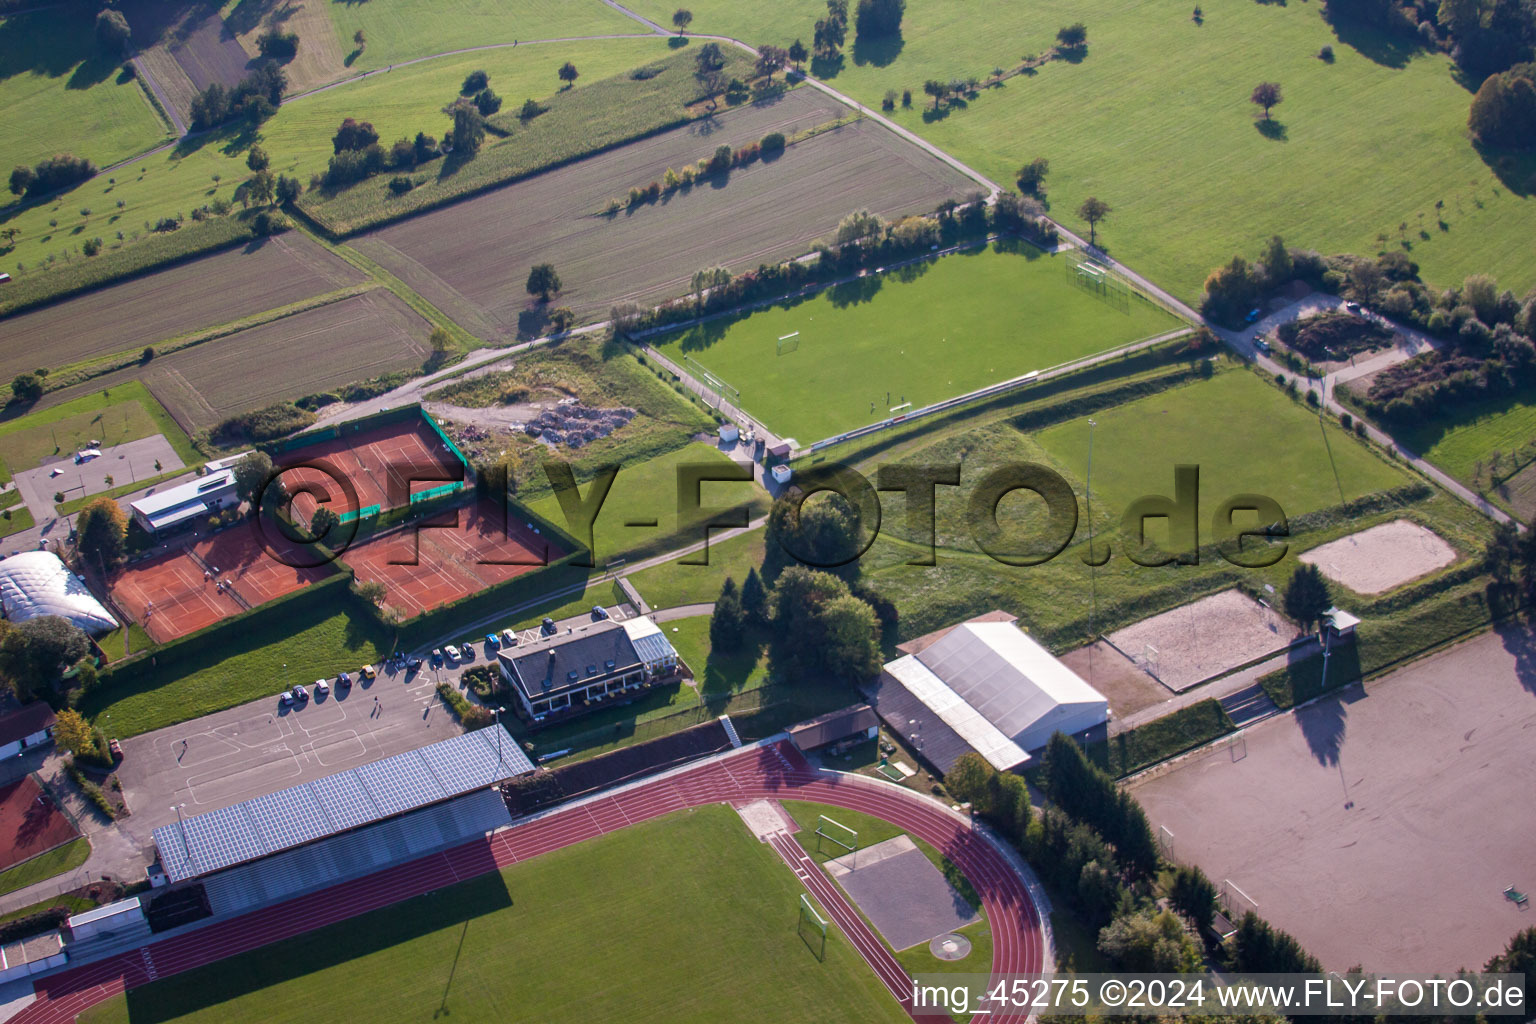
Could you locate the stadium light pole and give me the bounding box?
[1086,419,1098,683]
[172,802,192,874]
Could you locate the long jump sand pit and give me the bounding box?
[1106,589,1299,692]
[1299,519,1457,595]
[1130,628,1536,971]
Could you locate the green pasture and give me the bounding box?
[0,380,195,482]
[0,37,670,280]
[0,7,171,171]
[0,837,91,898]
[324,0,648,73]
[526,442,767,565]
[653,243,1180,443]
[79,806,904,1024]
[635,0,1536,301]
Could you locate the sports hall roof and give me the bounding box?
[153,726,531,882]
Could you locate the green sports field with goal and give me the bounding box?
[79,806,905,1024]
[651,242,1182,444]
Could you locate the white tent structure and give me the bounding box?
[0,551,118,635]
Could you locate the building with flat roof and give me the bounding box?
[866,612,1107,775]
[497,616,679,724]
[129,470,238,536]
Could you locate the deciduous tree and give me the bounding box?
[1077,195,1110,246]
[755,45,788,81]
[526,263,562,301]
[1250,81,1283,119]
[1016,157,1049,195]
[672,8,693,34]
[95,9,131,54]
[76,497,128,571]
[558,62,579,88]
[789,39,808,69]
[1282,562,1333,633]
[855,0,905,38]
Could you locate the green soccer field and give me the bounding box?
[78,806,905,1024]
[652,243,1182,443]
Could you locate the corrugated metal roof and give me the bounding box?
[915,623,1105,739]
[883,655,1029,772]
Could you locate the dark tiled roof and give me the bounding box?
[499,621,642,702]
[861,675,974,776]
[0,702,55,748]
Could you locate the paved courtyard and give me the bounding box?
[1131,627,1536,972]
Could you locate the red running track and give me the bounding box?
[14,743,1043,1024]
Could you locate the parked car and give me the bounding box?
[1254,338,1272,354]
[337,671,351,688]
[1345,301,1362,313]
[591,605,608,620]
[485,633,500,649]
[1244,308,1262,323]
[405,655,422,671]
[501,629,518,647]
[108,739,123,760]
[315,678,330,697]
[444,645,461,663]
[280,691,293,705]
[431,648,444,666]
[459,641,476,662]
[291,685,308,703]
[73,449,102,464]
[541,617,557,635]
[359,665,376,681]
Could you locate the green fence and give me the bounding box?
[338,503,381,524]
[410,481,464,504]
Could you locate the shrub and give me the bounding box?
[257,29,298,60]
[881,89,897,110]
[519,97,547,120]
[12,153,96,199]
[461,70,489,95]
[1318,44,1334,61]
[760,131,786,154]
[81,237,102,256]
[211,402,315,444]
[474,88,502,116]
[9,373,42,404]
[66,762,118,819]
[436,681,493,729]
[388,175,414,195]
[152,216,180,232]
[141,346,155,363]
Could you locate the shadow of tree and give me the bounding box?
[828,273,883,308]
[851,30,904,67]
[1322,10,1424,69]
[1472,141,1536,198]
[810,52,845,78]
[1256,118,1288,141]
[517,306,550,340]
[1494,617,1536,696]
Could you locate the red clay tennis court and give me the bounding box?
[0,776,80,873]
[282,419,465,524]
[110,523,335,643]
[342,497,559,619]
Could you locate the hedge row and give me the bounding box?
[435,682,492,729]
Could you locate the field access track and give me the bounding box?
[12,743,1044,1023]
[0,235,365,382]
[338,497,558,619]
[355,88,976,338]
[110,525,335,643]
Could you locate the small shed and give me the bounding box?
[770,464,792,485]
[718,422,740,443]
[1323,606,1361,646]
[767,440,792,459]
[65,897,147,943]
[788,704,879,752]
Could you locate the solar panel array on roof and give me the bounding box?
[153,726,530,882]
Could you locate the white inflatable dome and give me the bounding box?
[0,551,118,636]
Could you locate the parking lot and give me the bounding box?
[116,658,480,841]
[115,602,634,848]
